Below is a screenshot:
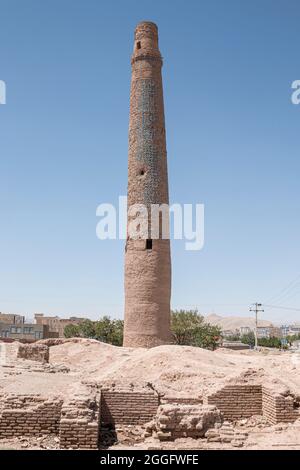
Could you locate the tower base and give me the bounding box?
[123,332,173,349]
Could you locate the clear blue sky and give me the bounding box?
[1,0,299,324]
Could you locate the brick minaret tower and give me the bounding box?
[123,21,172,348]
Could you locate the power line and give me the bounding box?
[263,304,300,312]
[264,274,300,305]
[267,284,300,306]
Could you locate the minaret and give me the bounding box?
[123,21,172,348]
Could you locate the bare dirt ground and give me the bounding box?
[1,339,300,450]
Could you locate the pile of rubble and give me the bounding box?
[205,422,248,448]
[144,404,222,441]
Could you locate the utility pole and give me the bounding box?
[249,303,264,349]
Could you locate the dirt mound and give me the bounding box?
[49,340,299,397]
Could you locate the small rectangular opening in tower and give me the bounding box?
[137,41,141,49]
[146,239,152,250]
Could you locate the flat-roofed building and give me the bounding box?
[269,326,282,338]
[221,329,239,338]
[240,326,252,335]
[0,313,25,324]
[0,322,51,342]
[288,324,300,335]
[257,327,271,339]
[34,313,86,337]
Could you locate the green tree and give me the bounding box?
[286,333,300,346]
[64,317,123,345]
[109,319,124,346]
[258,337,282,349]
[241,331,255,347]
[64,323,81,338]
[171,309,221,350]
[94,316,123,346]
[80,319,96,338]
[225,334,241,342]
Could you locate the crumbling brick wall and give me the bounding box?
[0,394,62,438]
[17,344,49,363]
[59,390,101,449]
[0,389,100,449]
[204,385,262,421]
[1,384,298,447]
[262,386,299,424]
[101,388,159,426]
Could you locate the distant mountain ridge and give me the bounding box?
[204,313,273,331]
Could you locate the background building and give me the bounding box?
[34,314,85,337]
[0,313,25,324]
[0,315,50,342]
[239,326,252,336]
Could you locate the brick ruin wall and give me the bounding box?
[204,385,263,421]
[262,386,299,425]
[204,384,299,424]
[101,389,159,426]
[59,390,101,449]
[0,388,160,448]
[17,344,49,363]
[0,384,299,447]
[0,394,63,438]
[0,391,100,449]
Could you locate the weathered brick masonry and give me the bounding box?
[101,389,159,426]
[204,385,262,421]
[59,390,101,450]
[0,394,62,438]
[204,384,300,424]
[0,384,299,447]
[123,21,172,348]
[17,344,49,363]
[262,386,299,425]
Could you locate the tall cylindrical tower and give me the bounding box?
[123,21,172,348]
